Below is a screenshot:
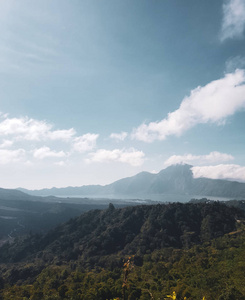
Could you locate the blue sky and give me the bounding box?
[1,0,245,189]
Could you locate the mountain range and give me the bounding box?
[19,164,245,200]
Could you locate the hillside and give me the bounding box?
[0,188,38,201]
[0,202,244,299]
[0,188,156,242]
[19,164,245,200]
[0,202,243,265]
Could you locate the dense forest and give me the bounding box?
[0,201,244,299]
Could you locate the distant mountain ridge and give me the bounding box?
[18,164,245,200]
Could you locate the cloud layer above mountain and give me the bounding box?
[192,164,245,182]
[164,152,234,166]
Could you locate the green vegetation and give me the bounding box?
[0,202,244,299]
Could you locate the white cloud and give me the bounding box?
[0,112,9,118]
[132,69,245,142]
[0,115,76,141]
[150,170,158,174]
[192,164,245,182]
[0,140,13,148]
[221,0,245,41]
[0,117,51,140]
[0,149,25,164]
[73,133,99,153]
[0,113,100,166]
[55,161,66,166]
[110,132,128,141]
[33,146,66,159]
[164,151,234,167]
[47,128,76,140]
[86,148,145,166]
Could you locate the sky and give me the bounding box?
[1,0,245,189]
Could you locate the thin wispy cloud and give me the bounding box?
[86,148,145,167]
[132,69,245,142]
[33,146,66,160]
[221,0,245,41]
[226,55,245,72]
[48,129,76,141]
[72,134,99,153]
[110,132,128,141]
[0,140,14,148]
[192,164,245,182]
[55,161,66,167]
[0,149,25,165]
[164,151,234,167]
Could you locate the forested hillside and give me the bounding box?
[0,202,244,299]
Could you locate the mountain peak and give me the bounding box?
[163,163,193,170]
[18,163,245,200]
[159,163,193,176]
